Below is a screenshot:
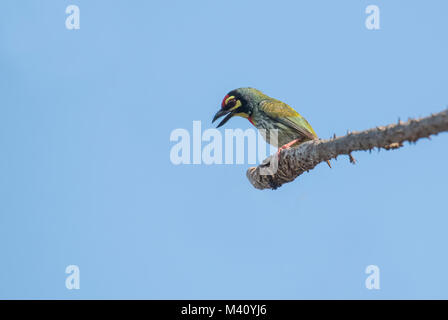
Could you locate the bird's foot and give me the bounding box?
[276,139,301,158]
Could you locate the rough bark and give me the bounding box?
[247,109,448,190]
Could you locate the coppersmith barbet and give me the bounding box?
[212,87,331,167]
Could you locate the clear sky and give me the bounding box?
[1,0,447,299]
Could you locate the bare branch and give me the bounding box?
[247,109,448,190]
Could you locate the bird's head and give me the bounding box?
[212,88,264,128]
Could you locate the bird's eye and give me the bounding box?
[226,98,237,109]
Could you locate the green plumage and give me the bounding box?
[258,98,318,142]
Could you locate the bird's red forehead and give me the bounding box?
[221,94,230,108]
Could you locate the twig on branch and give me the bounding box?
[247,109,448,190]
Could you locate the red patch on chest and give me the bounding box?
[248,116,255,126]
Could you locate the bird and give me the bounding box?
[212,87,331,167]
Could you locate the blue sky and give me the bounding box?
[0,0,447,299]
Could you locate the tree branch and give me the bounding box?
[247,109,448,190]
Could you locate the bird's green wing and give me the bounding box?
[259,99,318,140]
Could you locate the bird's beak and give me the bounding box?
[212,109,235,128]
